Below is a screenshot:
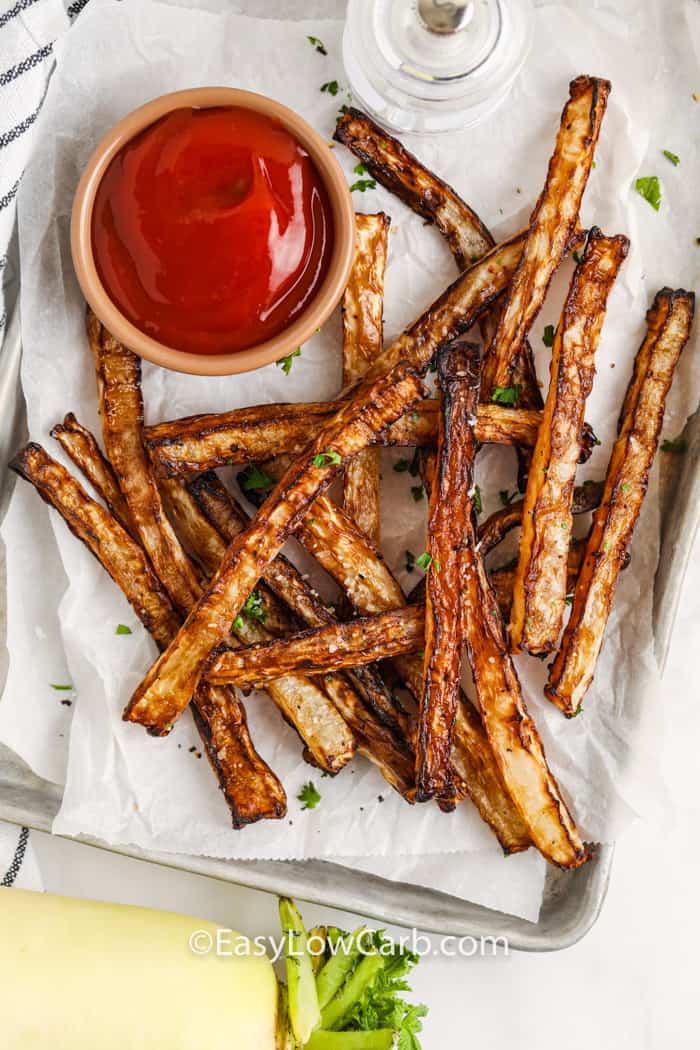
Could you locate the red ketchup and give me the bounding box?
[91,106,334,355]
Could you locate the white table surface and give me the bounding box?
[29,534,699,1049]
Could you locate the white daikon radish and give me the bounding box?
[2,888,277,1050]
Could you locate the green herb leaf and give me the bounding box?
[50,683,72,691]
[307,35,328,55]
[565,594,574,606]
[312,450,342,468]
[634,175,661,211]
[405,550,415,573]
[353,162,368,175]
[662,149,680,166]
[543,324,555,347]
[239,464,274,492]
[473,484,482,515]
[410,485,424,502]
[297,781,321,810]
[320,80,340,96]
[276,347,301,375]
[661,437,687,453]
[491,384,523,405]
[231,615,245,632]
[350,178,377,193]
[499,489,517,506]
[243,589,267,624]
[115,624,132,635]
[572,250,583,264]
[415,552,432,572]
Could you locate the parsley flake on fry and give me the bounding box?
[312,450,342,467]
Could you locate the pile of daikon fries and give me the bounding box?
[13,76,694,869]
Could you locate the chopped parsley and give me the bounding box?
[661,437,687,453]
[416,552,440,573]
[410,484,424,502]
[276,347,301,374]
[499,489,517,506]
[353,162,369,175]
[572,250,584,264]
[565,594,574,606]
[243,589,266,623]
[394,450,420,477]
[634,175,661,211]
[321,80,340,96]
[115,624,132,635]
[232,615,245,632]
[239,464,274,492]
[312,450,342,467]
[473,484,482,515]
[405,550,416,573]
[349,178,377,193]
[307,35,327,55]
[297,781,321,810]
[50,684,72,691]
[662,149,680,166]
[491,384,523,405]
[542,324,555,347]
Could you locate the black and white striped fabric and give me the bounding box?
[0,0,93,890]
[0,0,93,341]
[0,822,42,888]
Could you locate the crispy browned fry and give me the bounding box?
[510,229,629,654]
[207,606,425,685]
[342,212,390,545]
[334,106,544,464]
[179,472,413,794]
[158,477,357,774]
[188,471,418,788]
[251,460,530,851]
[144,400,546,477]
[51,413,136,539]
[126,224,541,734]
[53,414,356,776]
[334,107,493,270]
[491,541,585,621]
[481,76,611,396]
[417,344,480,802]
[87,311,201,613]
[477,480,604,556]
[9,443,286,826]
[459,515,587,868]
[547,288,695,715]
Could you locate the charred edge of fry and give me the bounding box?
[416,342,480,803]
[192,684,287,826]
[461,537,588,867]
[477,481,604,557]
[334,107,494,269]
[206,606,425,684]
[546,287,695,715]
[510,228,629,655]
[88,311,202,613]
[341,213,389,546]
[51,413,137,539]
[144,400,549,478]
[481,76,611,395]
[10,443,181,650]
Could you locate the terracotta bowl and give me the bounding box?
[71,87,355,376]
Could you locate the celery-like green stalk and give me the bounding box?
[304,1028,394,1049]
[321,952,385,1031]
[315,926,367,1009]
[279,897,321,1044]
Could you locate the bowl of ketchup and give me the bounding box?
[71,87,356,375]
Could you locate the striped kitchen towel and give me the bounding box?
[0,0,94,889]
[0,822,42,888]
[0,0,94,341]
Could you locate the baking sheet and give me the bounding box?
[0,0,698,922]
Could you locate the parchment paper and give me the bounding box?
[0,0,698,922]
